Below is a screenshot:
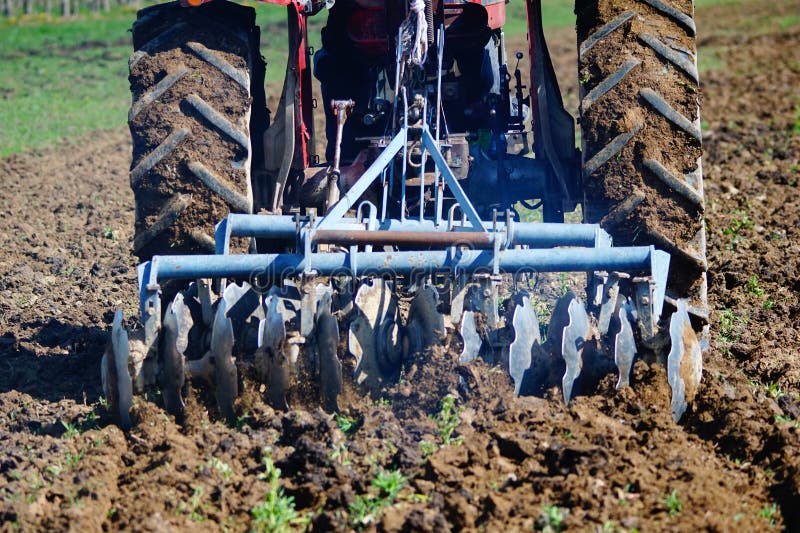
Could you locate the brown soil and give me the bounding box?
[2,1,800,531]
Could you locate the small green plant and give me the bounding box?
[349,469,407,529]
[759,502,778,527]
[251,448,308,533]
[328,442,352,466]
[103,227,114,240]
[764,298,776,310]
[746,274,764,296]
[775,415,800,428]
[61,420,79,438]
[557,272,569,297]
[202,457,234,481]
[723,211,754,250]
[65,449,84,469]
[718,308,747,345]
[562,430,573,440]
[419,440,437,459]
[335,413,359,437]
[765,382,784,399]
[579,72,590,85]
[187,487,205,522]
[537,505,565,532]
[664,489,682,517]
[435,394,463,446]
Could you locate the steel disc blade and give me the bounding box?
[161,293,192,416]
[509,294,541,396]
[560,294,590,404]
[315,299,342,413]
[667,299,703,422]
[211,299,238,421]
[406,286,445,356]
[102,309,133,429]
[614,304,636,390]
[459,311,481,363]
[348,279,398,389]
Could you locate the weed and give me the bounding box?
[349,468,407,529]
[759,503,778,527]
[746,274,764,297]
[329,442,352,466]
[718,308,747,345]
[98,396,108,408]
[664,490,682,517]
[65,449,84,469]
[46,464,61,477]
[723,211,754,250]
[557,272,569,297]
[419,440,437,459]
[60,420,79,438]
[202,457,234,481]
[235,411,250,431]
[579,72,590,85]
[335,413,359,437]
[103,227,114,240]
[537,505,565,532]
[775,415,800,428]
[374,397,391,408]
[435,394,463,446]
[562,430,573,440]
[187,487,205,522]
[251,448,308,532]
[82,409,99,429]
[765,382,784,399]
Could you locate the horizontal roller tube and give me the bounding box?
[220,214,605,248]
[147,246,657,282]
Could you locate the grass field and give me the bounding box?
[0,0,791,156]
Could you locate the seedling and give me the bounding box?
[718,308,747,345]
[759,502,778,527]
[419,440,437,459]
[202,457,234,481]
[775,415,800,428]
[61,420,79,438]
[723,211,754,250]
[745,274,764,297]
[349,469,407,529]
[664,489,682,517]
[765,382,784,399]
[251,448,308,533]
[329,442,352,465]
[537,505,565,532]
[335,413,359,437]
[65,449,84,469]
[435,394,463,446]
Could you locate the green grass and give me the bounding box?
[0,10,135,156]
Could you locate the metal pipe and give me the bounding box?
[222,213,603,248]
[146,246,658,282]
[313,229,493,247]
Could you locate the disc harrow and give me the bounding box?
[103,120,702,428]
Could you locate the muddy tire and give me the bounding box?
[575,0,707,323]
[128,0,266,261]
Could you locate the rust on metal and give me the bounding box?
[313,229,493,248]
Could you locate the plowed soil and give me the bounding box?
[1,1,799,531]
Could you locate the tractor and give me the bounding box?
[103,0,706,428]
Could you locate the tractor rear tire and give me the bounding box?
[575,0,707,324]
[128,0,266,261]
